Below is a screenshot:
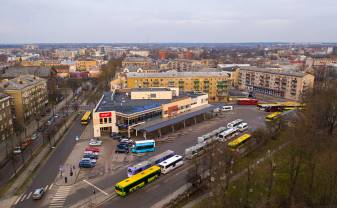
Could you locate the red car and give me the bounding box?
[85,146,100,152]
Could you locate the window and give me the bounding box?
[150,93,156,98]
[104,118,107,124]
[100,118,103,124]
[108,118,112,123]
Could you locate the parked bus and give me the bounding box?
[115,165,161,196]
[228,134,252,149]
[131,140,156,153]
[265,112,282,122]
[127,150,175,177]
[218,127,239,141]
[237,98,258,105]
[158,155,184,174]
[81,111,92,125]
[227,119,243,128]
[257,103,278,111]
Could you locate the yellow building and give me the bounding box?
[0,93,13,141]
[76,60,97,71]
[126,71,231,102]
[0,75,48,125]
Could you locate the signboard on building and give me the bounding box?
[99,112,112,118]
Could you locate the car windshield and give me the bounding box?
[34,189,42,194]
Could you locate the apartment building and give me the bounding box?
[0,75,48,125]
[76,60,98,71]
[122,57,154,68]
[126,71,231,102]
[159,59,204,71]
[0,93,13,141]
[238,67,314,101]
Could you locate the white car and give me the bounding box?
[13,146,22,154]
[238,122,248,132]
[221,105,233,112]
[213,107,220,113]
[89,140,102,146]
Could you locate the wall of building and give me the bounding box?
[93,111,118,137]
[0,95,13,141]
[131,90,173,100]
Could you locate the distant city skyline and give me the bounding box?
[1,0,337,43]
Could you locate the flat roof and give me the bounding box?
[132,88,171,92]
[126,71,230,78]
[95,90,206,114]
[133,104,216,133]
[239,66,309,77]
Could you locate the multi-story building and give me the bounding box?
[126,71,231,102]
[129,50,150,57]
[122,57,154,68]
[92,88,210,137]
[160,59,205,71]
[0,75,48,125]
[76,60,98,71]
[238,67,314,101]
[0,93,13,141]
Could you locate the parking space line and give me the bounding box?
[26,192,33,200]
[20,194,27,201]
[14,194,23,205]
[83,179,108,195]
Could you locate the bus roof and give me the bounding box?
[116,165,161,188]
[129,161,151,169]
[220,127,237,136]
[228,134,251,147]
[158,155,182,166]
[82,111,91,120]
[135,140,155,144]
[148,150,174,163]
[266,112,282,119]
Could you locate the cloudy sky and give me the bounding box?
[0,0,336,43]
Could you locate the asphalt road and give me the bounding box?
[59,106,268,208]
[15,117,86,208]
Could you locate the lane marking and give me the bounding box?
[45,184,49,190]
[20,194,27,201]
[49,183,54,190]
[14,195,23,205]
[83,179,108,195]
[26,192,33,200]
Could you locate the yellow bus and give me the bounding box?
[81,111,92,125]
[265,112,282,122]
[228,134,252,149]
[115,165,161,196]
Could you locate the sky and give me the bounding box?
[0,0,336,43]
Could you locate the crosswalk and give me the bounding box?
[14,183,54,205]
[49,186,71,208]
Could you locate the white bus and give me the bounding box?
[158,155,184,174]
[238,122,248,132]
[227,119,243,128]
[218,127,239,141]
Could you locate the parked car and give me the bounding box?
[20,139,33,150]
[31,132,39,140]
[79,158,96,168]
[13,146,22,154]
[119,138,134,146]
[213,107,220,113]
[238,122,248,132]
[83,153,99,160]
[85,147,100,152]
[221,105,233,112]
[54,114,59,119]
[89,140,102,146]
[110,132,122,140]
[32,188,45,200]
[115,145,129,154]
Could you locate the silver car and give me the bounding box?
[32,188,44,200]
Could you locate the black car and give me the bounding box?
[115,144,129,154]
[111,133,123,140]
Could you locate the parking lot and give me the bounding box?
[74,105,268,180]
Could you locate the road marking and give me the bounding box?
[14,194,23,205]
[83,179,108,195]
[45,184,49,190]
[20,194,27,201]
[49,183,54,190]
[49,186,71,208]
[26,192,33,200]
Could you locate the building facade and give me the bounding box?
[0,93,13,141]
[92,88,209,137]
[0,75,48,125]
[238,67,314,100]
[126,71,231,102]
[76,60,98,71]
[122,57,153,68]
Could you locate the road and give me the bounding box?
[15,117,86,208]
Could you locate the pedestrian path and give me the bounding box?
[13,183,54,205]
[49,186,72,208]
